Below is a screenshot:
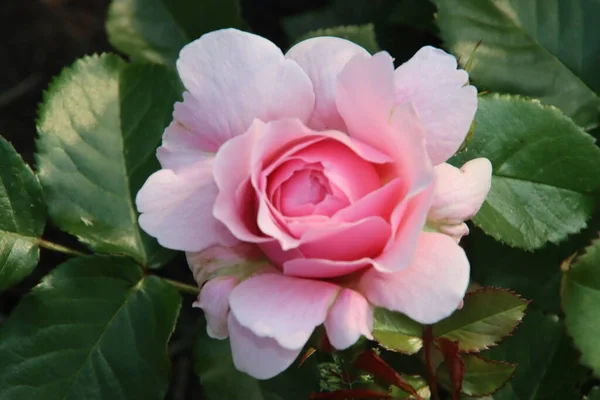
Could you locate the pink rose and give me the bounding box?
[136,29,492,379]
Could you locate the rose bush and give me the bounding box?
[136,28,491,379]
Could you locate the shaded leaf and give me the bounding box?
[562,236,600,376]
[438,355,515,397]
[36,54,181,268]
[107,0,243,65]
[483,310,586,400]
[0,255,181,399]
[451,94,600,250]
[433,288,528,352]
[466,215,600,315]
[295,24,380,54]
[0,137,45,290]
[194,320,319,400]
[373,308,423,355]
[433,0,600,129]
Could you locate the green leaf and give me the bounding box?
[372,308,423,354]
[0,137,45,291]
[483,310,586,400]
[295,24,380,54]
[0,255,181,399]
[390,375,431,399]
[451,94,600,250]
[438,355,515,397]
[467,212,600,315]
[433,0,600,129]
[563,236,600,376]
[194,321,320,400]
[36,54,181,267]
[587,388,600,400]
[106,0,243,65]
[433,288,527,352]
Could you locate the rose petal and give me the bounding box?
[298,217,390,262]
[283,258,370,279]
[286,37,369,130]
[324,289,374,350]
[157,114,214,171]
[194,276,238,339]
[229,273,340,349]
[136,160,237,251]
[428,158,492,224]
[336,53,433,194]
[358,232,470,324]
[187,243,263,286]
[228,314,302,380]
[373,184,434,273]
[170,28,314,158]
[291,140,381,202]
[213,120,271,243]
[394,46,477,165]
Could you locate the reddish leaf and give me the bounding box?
[437,338,465,400]
[354,350,422,400]
[310,389,392,399]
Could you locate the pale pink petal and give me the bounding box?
[194,277,238,339]
[136,160,237,252]
[394,46,477,164]
[336,53,433,194]
[213,120,271,243]
[157,115,213,171]
[228,314,302,380]
[373,184,434,273]
[325,289,374,350]
[175,29,315,150]
[187,243,263,286]
[229,273,340,349]
[286,37,370,130]
[358,232,470,324]
[283,258,370,279]
[428,158,492,224]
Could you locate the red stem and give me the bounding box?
[424,326,441,400]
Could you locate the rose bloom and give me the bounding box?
[136,29,491,379]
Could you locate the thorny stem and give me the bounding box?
[38,239,87,257]
[424,326,441,400]
[162,278,200,296]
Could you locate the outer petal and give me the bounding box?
[428,158,492,224]
[229,273,340,349]
[324,289,374,350]
[187,243,264,286]
[286,37,370,130]
[172,28,315,153]
[394,46,478,165]
[194,276,238,339]
[336,52,433,194]
[136,160,237,252]
[358,232,469,324]
[213,120,271,243]
[283,258,370,279]
[373,185,434,273]
[228,314,302,380]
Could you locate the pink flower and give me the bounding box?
[136,29,492,379]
